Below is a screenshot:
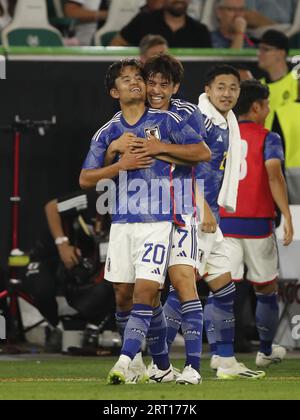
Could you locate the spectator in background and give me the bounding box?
[245,0,298,28]
[258,30,298,129]
[110,0,211,48]
[187,0,203,21]
[212,0,253,49]
[139,34,168,63]
[140,0,165,13]
[236,65,254,81]
[274,81,300,204]
[0,0,16,31]
[64,0,108,45]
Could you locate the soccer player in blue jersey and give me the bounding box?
[196,66,265,379]
[136,54,216,385]
[80,59,211,385]
[141,61,265,380]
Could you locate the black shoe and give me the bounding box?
[235,339,253,354]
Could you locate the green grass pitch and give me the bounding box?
[0,356,299,400]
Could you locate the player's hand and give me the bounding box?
[130,135,164,157]
[58,244,82,270]
[283,215,294,246]
[119,152,154,171]
[201,206,218,234]
[233,16,247,34]
[112,133,137,154]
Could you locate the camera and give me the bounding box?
[67,257,97,286]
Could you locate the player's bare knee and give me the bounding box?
[113,283,134,311]
[169,265,197,302]
[209,272,232,292]
[134,279,160,306]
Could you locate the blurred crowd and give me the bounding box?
[0,0,300,48]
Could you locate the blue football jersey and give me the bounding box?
[195,115,230,222]
[82,108,202,224]
[169,99,206,216]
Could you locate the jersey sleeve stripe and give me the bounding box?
[92,113,121,142]
[148,108,183,124]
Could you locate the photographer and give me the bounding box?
[22,190,115,351]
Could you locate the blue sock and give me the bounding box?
[204,293,217,356]
[256,292,279,356]
[121,304,153,360]
[213,283,236,358]
[163,286,182,351]
[115,311,131,342]
[147,305,170,371]
[181,300,203,372]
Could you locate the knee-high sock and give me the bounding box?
[163,286,182,351]
[181,300,203,372]
[147,305,170,371]
[115,311,131,342]
[256,292,279,356]
[212,283,236,358]
[204,293,217,355]
[121,304,153,360]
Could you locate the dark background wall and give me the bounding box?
[0,58,260,268]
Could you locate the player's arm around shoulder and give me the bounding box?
[157,114,211,164]
[165,126,211,164]
[128,133,211,165]
[170,137,211,165]
[79,125,153,189]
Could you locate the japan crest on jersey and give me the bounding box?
[144,126,161,140]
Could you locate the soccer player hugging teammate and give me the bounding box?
[143,54,213,385]
[80,59,211,385]
[195,66,267,380]
[148,63,265,380]
[220,80,294,368]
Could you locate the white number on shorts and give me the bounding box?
[240,139,249,181]
[177,229,189,248]
[142,243,166,265]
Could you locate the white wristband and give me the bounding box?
[55,237,69,246]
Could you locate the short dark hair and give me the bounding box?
[143,54,184,85]
[139,34,168,57]
[105,59,143,93]
[235,80,270,116]
[205,65,241,86]
[260,30,289,54]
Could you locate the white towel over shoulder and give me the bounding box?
[198,93,241,213]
